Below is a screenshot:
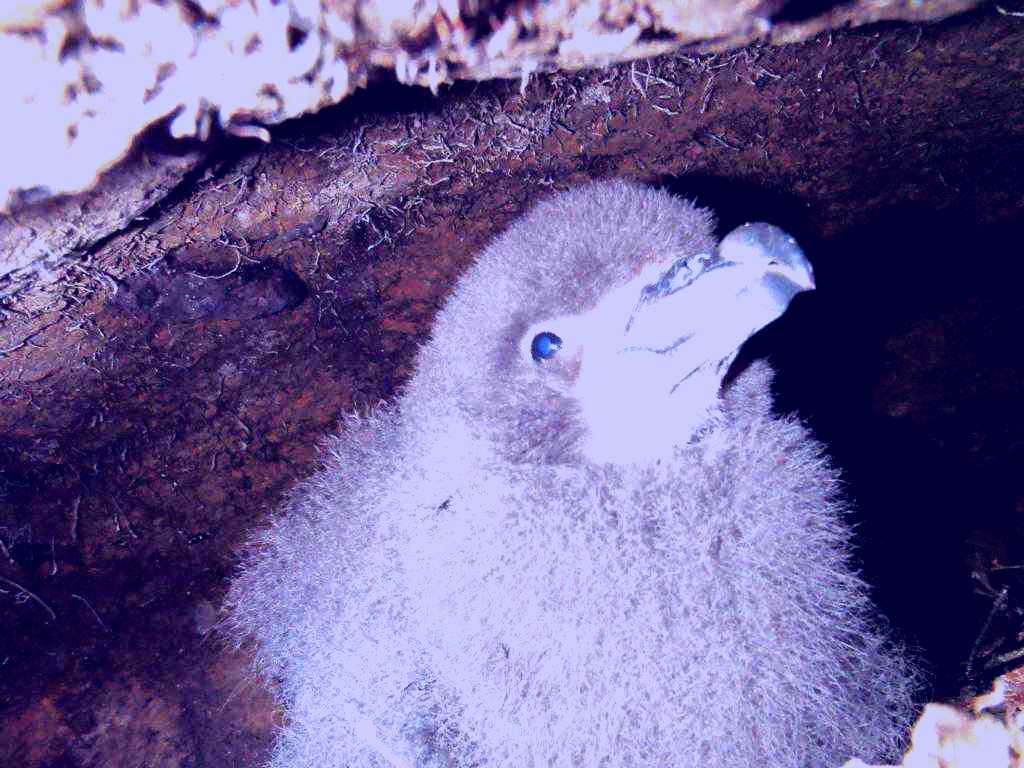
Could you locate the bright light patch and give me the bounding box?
[843,678,1024,768]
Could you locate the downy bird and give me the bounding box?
[225,180,918,768]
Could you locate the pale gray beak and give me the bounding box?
[623,222,814,391]
[574,223,813,463]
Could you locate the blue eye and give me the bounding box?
[530,332,563,361]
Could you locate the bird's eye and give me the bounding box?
[530,332,563,362]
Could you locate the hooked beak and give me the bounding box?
[575,223,814,464]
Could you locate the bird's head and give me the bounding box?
[408,181,814,466]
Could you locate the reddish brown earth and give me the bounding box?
[2,8,1024,766]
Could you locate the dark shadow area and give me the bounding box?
[664,174,816,244]
[732,203,1024,700]
[269,78,500,143]
[773,0,851,23]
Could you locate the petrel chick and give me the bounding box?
[225,181,918,768]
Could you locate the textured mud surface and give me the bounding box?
[1,8,1024,766]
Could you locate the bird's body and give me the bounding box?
[225,181,918,767]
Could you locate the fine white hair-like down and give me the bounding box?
[224,180,920,767]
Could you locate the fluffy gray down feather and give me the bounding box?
[223,181,920,768]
